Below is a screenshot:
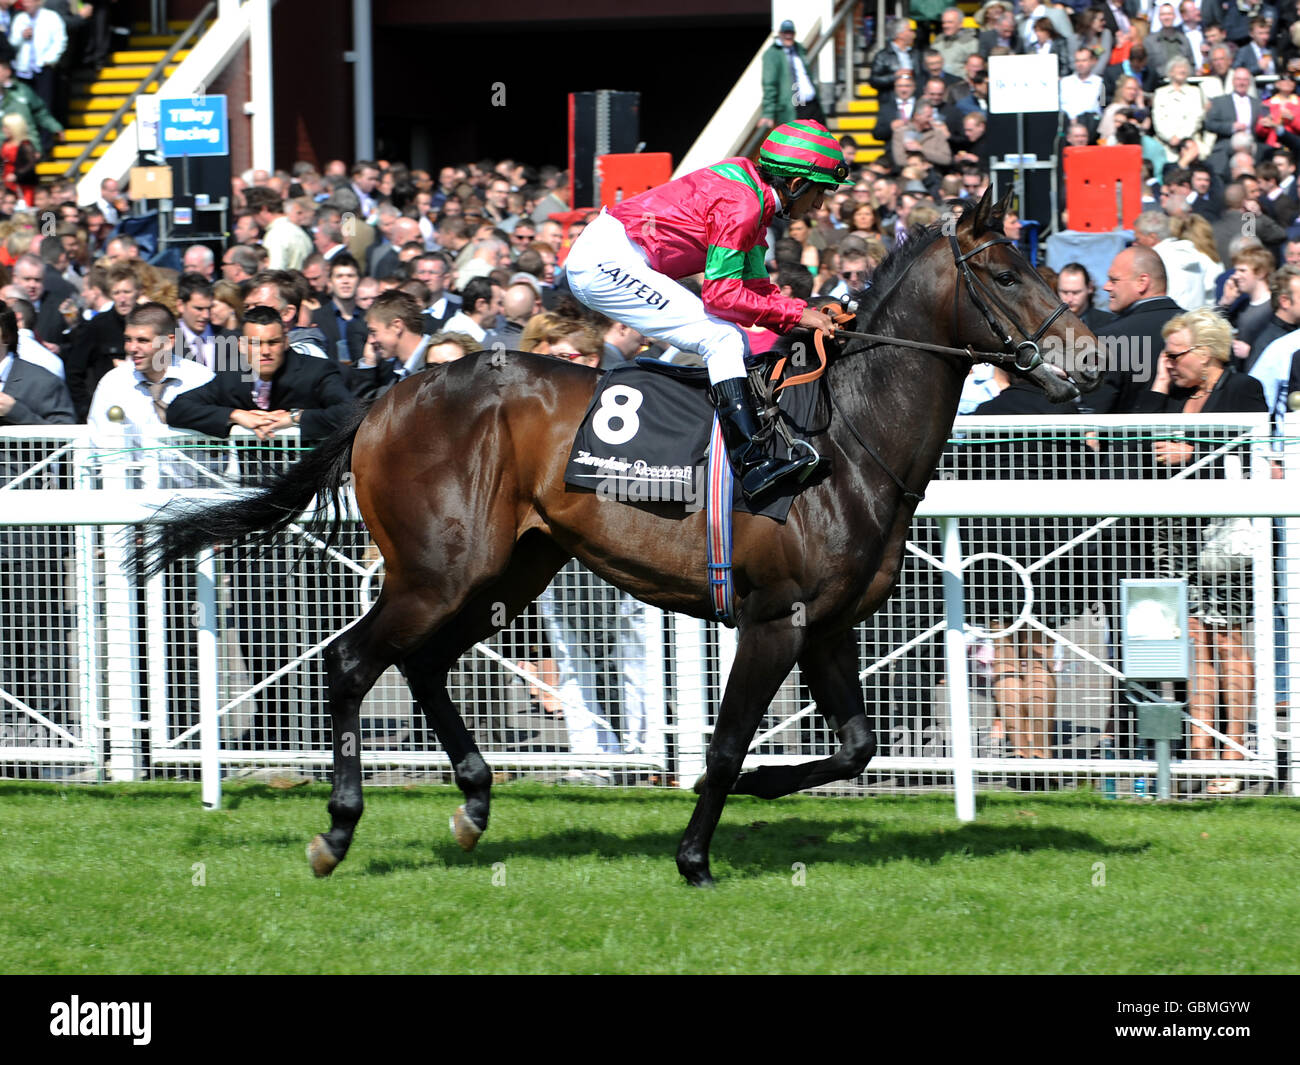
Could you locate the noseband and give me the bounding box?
[946,231,1068,373]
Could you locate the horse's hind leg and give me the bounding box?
[727,627,878,800]
[309,588,438,876]
[401,535,570,851]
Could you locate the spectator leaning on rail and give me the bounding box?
[564,120,844,505]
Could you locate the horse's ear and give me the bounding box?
[970,184,994,234]
[991,184,1015,224]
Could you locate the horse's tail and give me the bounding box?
[136,399,373,578]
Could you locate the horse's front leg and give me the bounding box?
[677,613,806,887]
[727,626,877,799]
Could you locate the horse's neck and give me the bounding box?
[831,283,967,486]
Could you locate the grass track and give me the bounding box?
[1,782,1297,974]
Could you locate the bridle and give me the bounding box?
[946,231,1068,373]
[828,230,1071,375]
[808,226,1075,504]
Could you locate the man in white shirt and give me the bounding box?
[244,187,311,271]
[442,277,502,344]
[88,303,215,489]
[1060,48,1106,120]
[1179,1,1206,72]
[9,0,65,110]
[1133,209,1216,309]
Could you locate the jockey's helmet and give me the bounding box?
[758,120,850,187]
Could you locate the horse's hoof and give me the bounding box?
[307,834,339,878]
[684,870,716,888]
[450,805,484,851]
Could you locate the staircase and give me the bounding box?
[823,5,982,167]
[40,20,206,180]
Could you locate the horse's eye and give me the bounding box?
[997,272,1016,287]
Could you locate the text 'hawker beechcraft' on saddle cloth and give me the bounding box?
[563,359,828,522]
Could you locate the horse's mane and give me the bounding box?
[850,222,947,329]
[851,207,1008,329]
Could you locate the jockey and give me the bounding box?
[565,119,849,504]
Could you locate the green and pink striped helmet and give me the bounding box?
[758,120,850,187]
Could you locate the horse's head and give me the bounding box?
[945,186,1102,402]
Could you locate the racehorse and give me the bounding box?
[142,188,1099,886]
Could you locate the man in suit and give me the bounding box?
[1238,17,1277,76]
[0,301,75,751]
[309,254,367,366]
[364,203,401,278]
[62,260,138,420]
[1057,262,1116,333]
[166,305,354,443]
[1099,0,1140,38]
[1212,182,1287,264]
[1206,68,1265,176]
[978,10,1022,57]
[12,252,68,351]
[412,253,461,331]
[175,273,240,372]
[1104,42,1158,96]
[166,306,359,753]
[875,70,920,134]
[1088,245,1186,412]
[870,17,924,98]
[0,318,74,427]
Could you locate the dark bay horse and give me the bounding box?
[143,189,1099,886]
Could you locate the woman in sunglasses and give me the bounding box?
[1133,308,1267,794]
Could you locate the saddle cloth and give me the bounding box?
[563,357,827,523]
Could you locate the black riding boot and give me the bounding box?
[709,376,818,504]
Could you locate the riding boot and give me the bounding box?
[708,376,818,504]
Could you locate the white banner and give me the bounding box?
[988,53,1061,115]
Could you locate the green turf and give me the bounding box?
[1,781,1297,974]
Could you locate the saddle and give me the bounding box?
[562,345,830,523]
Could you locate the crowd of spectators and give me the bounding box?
[4,0,1294,784]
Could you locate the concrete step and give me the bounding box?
[37,159,93,176]
[62,127,118,142]
[51,142,109,160]
[110,49,192,64]
[83,64,180,83]
[69,96,130,112]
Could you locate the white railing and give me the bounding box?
[1,416,1296,808]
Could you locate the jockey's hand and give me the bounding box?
[799,306,837,337]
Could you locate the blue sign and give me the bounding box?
[158,95,229,158]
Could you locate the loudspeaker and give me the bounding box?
[570,91,642,209]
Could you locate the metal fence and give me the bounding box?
[1,416,1296,806]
